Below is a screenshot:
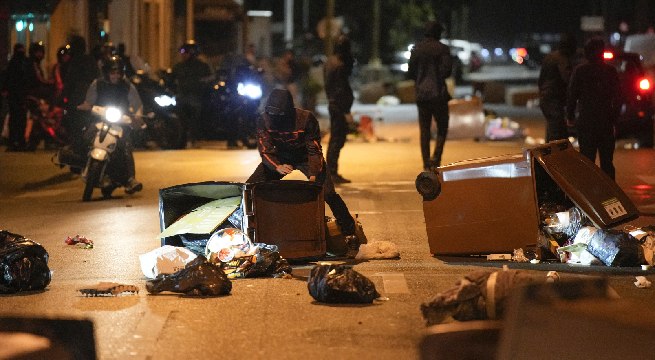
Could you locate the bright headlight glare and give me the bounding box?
[155,95,176,107]
[237,82,262,99]
[105,107,122,122]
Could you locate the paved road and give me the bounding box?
[1,116,654,359]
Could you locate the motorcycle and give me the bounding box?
[130,71,185,149]
[204,63,264,149]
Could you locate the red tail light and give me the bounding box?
[603,51,614,59]
[639,78,650,90]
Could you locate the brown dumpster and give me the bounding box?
[415,140,639,255]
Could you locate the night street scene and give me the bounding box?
[3,0,655,359]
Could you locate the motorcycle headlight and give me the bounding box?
[155,95,176,107]
[105,107,122,122]
[237,82,262,99]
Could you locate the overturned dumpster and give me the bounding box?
[158,180,327,260]
[415,140,639,256]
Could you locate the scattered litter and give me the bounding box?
[421,268,534,325]
[512,248,529,262]
[642,265,651,271]
[634,276,651,289]
[355,241,400,260]
[307,264,380,304]
[78,282,139,297]
[64,235,94,249]
[487,254,511,261]
[530,259,540,264]
[546,271,560,283]
[376,95,400,106]
[0,230,51,294]
[146,256,232,296]
[205,228,291,279]
[139,245,198,279]
[484,117,525,141]
[587,229,645,267]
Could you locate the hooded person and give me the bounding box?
[408,20,453,172]
[246,88,360,258]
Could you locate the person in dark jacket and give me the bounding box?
[408,20,453,172]
[171,41,212,148]
[566,37,621,180]
[323,35,355,184]
[538,32,578,143]
[246,88,360,258]
[3,43,31,151]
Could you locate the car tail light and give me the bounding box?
[639,78,650,90]
[603,51,614,59]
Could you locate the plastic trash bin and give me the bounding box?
[159,180,325,260]
[415,140,639,255]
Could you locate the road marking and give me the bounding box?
[14,189,70,198]
[377,273,410,294]
[133,310,170,341]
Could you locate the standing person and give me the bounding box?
[566,37,621,180]
[408,20,453,172]
[171,41,212,148]
[3,44,31,151]
[26,42,54,102]
[52,45,71,105]
[246,88,361,258]
[323,35,355,184]
[538,32,578,143]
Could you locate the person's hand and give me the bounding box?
[309,175,316,182]
[566,117,576,127]
[276,164,294,175]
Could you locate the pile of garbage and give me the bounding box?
[519,204,654,267]
[0,231,52,294]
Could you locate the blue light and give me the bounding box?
[494,48,503,56]
[481,49,489,57]
[16,21,24,32]
[101,31,105,37]
[28,23,33,31]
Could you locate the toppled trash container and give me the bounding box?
[416,140,639,255]
[0,231,51,294]
[159,181,326,260]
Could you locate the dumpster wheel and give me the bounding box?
[415,171,441,201]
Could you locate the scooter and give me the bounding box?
[79,105,145,201]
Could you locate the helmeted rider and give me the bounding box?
[78,55,144,196]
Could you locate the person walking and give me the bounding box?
[566,37,621,180]
[538,32,578,143]
[408,20,453,172]
[323,35,355,184]
[246,88,360,258]
[171,41,212,148]
[2,44,31,151]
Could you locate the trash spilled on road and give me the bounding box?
[307,264,380,304]
[355,241,400,260]
[421,267,534,326]
[64,234,94,249]
[78,282,139,297]
[139,245,198,279]
[0,230,51,294]
[146,256,232,296]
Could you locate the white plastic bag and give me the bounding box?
[355,241,400,260]
[139,245,198,279]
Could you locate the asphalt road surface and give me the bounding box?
[1,109,655,359]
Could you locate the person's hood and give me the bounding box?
[265,88,296,130]
[424,21,444,38]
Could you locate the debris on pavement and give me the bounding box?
[634,276,651,289]
[139,245,198,279]
[0,230,51,294]
[64,235,94,249]
[486,254,511,261]
[78,282,139,297]
[421,268,534,326]
[546,271,560,283]
[205,228,292,279]
[355,241,400,260]
[146,256,232,296]
[307,264,380,304]
[512,248,529,262]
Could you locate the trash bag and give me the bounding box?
[145,256,232,296]
[139,245,198,279]
[307,264,380,304]
[586,229,646,267]
[420,268,533,325]
[0,230,51,294]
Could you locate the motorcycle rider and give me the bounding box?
[77,55,144,195]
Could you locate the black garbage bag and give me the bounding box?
[146,256,232,296]
[219,244,292,279]
[586,229,646,267]
[0,230,51,294]
[307,264,379,304]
